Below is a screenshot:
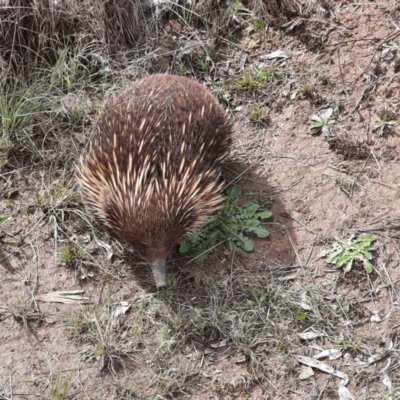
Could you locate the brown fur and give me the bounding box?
[77,74,232,264]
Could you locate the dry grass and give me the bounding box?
[0,0,151,71]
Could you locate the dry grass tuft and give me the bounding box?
[0,0,151,72]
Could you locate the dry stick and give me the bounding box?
[352,81,377,113]
[381,258,400,302]
[289,214,316,234]
[304,238,316,269]
[287,231,303,270]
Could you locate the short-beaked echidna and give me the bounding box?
[76,74,233,288]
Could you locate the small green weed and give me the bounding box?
[197,57,209,71]
[176,62,187,76]
[213,84,232,103]
[247,105,270,125]
[238,288,267,311]
[341,335,366,354]
[293,307,307,324]
[374,109,396,137]
[47,371,75,400]
[182,3,195,24]
[179,186,271,262]
[253,19,265,33]
[300,76,316,97]
[235,65,282,93]
[311,108,334,138]
[60,244,85,266]
[318,234,376,273]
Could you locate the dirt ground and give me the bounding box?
[2,1,400,399]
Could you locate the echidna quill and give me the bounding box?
[76,74,233,289]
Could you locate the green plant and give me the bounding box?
[341,335,366,354]
[293,307,307,324]
[213,84,232,103]
[318,234,376,273]
[47,371,75,400]
[300,76,316,97]
[197,57,209,71]
[60,244,85,266]
[247,105,270,125]
[235,65,282,93]
[374,110,396,137]
[0,80,44,146]
[179,186,271,262]
[181,3,195,24]
[310,108,334,137]
[176,62,187,76]
[238,288,267,311]
[0,215,11,225]
[253,18,265,32]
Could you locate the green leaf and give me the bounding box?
[0,215,11,226]
[343,260,353,273]
[317,249,329,258]
[312,121,324,128]
[239,219,260,228]
[248,226,270,238]
[193,249,208,263]
[326,248,343,264]
[334,253,354,268]
[226,239,236,250]
[362,259,373,274]
[255,210,272,219]
[360,234,376,246]
[241,239,254,251]
[240,201,259,217]
[179,242,189,254]
[226,186,241,201]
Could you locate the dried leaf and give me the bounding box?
[261,49,302,59]
[36,290,90,304]
[314,348,342,360]
[338,386,354,400]
[368,339,393,364]
[295,355,348,383]
[299,366,314,380]
[112,302,131,318]
[298,330,326,340]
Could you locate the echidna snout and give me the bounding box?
[77,74,233,289]
[151,260,167,289]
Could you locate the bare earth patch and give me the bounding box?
[2,1,400,399]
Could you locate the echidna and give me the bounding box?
[76,74,233,289]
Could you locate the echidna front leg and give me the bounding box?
[151,259,167,289]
